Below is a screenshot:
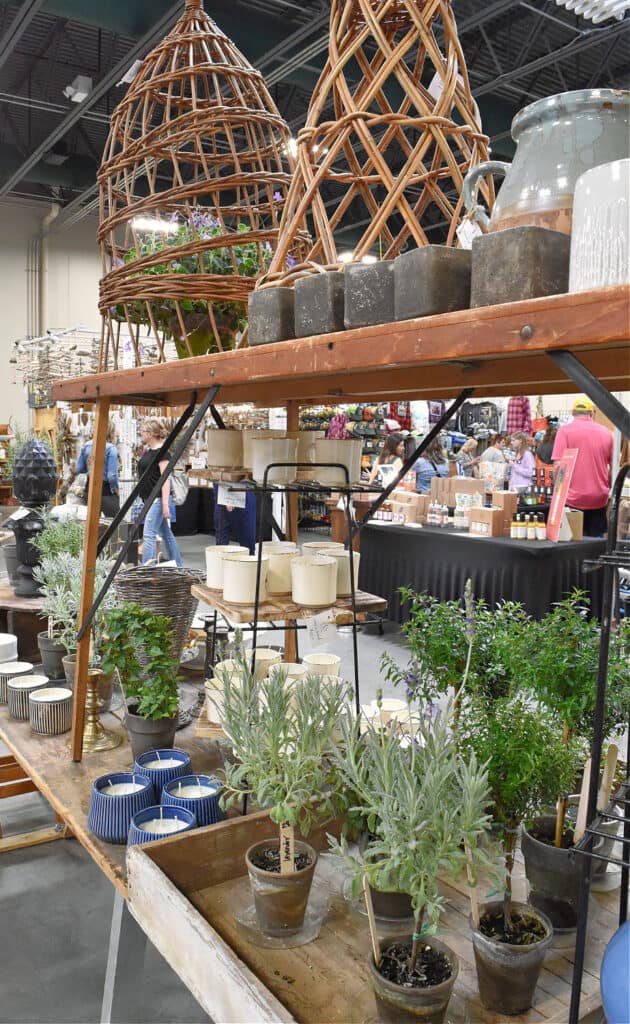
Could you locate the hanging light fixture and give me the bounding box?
[554,0,630,23]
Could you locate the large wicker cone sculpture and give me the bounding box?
[97,0,308,368]
[262,0,492,287]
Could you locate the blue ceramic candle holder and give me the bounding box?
[128,804,196,847]
[161,774,225,827]
[87,772,153,845]
[134,748,191,800]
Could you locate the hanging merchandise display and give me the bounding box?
[258,0,492,287]
[97,0,309,369]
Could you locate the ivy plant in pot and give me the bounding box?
[218,661,348,938]
[329,701,494,1024]
[516,591,630,926]
[100,602,179,758]
[458,694,584,1015]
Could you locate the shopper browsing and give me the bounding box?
[480,433,507,464]
[413,438,449,493]
[456,437,479,478]
[137,418,183,567]
[76,421,120,517]
[509,432,535,492]
[368,432,405,485]
[551,397,613,537]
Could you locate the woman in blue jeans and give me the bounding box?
[137,418,182,567]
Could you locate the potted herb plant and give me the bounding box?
[218,661,348,937]
[517,591,630,925]
[329,701,494,1024]
[458,694,583,1014]
[100,602,179,757]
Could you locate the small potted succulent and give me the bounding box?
[101,602,179,757]
[458,694,583,1015]
[218,661,348,937]
[329,699,494,1024]
[516,592,630,924]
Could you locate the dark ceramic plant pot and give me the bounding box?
[246,838,317,937]
[61,654,114,713]
[521,815,581,931]
[471,900,553,1015]
[2,542,18,583]
[124,708,177,759]
[38,632,67,680]
[368,934,458,1024]
[369,884,414,922]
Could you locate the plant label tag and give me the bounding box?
[456,219,482,250]
[306,611,334,648]
[217,484,246,509]
[280,820,295,875]
[9,507,30,521]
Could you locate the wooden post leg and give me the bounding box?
[70,397,110,761]
[285,400,300,662]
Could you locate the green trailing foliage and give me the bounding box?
[100,602,179,721]
[329,701,497,970]
[33,514,85,561]
[218,656,349,838]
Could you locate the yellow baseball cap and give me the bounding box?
[572,396,594,413]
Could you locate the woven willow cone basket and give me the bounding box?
[261,0,494,287]
[97,0,309,368]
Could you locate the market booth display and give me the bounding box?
[1,1,628,1023]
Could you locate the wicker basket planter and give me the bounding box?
[113,566,204,665]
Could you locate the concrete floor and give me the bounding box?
[1,533,409,1024]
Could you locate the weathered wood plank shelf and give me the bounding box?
[127,809,624,1024]
[191,583,387,625]
[51,286,630,407]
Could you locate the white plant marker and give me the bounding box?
[574,758,592,844]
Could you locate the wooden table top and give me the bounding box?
[0,701,221,897]
[0,580,45,612]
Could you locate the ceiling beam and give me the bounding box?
[0,0,45,75]
[0,2,185,198]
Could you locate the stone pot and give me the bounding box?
[61,654,114,713]
[124,707,178,760]
[471,901,553,1016]
[37,632,67,680]
[368,933,458,1024]
[207,429,243,469]
[171,307,241,359]
[368,885,414,923]
[245,838,317,937]
[521,815,581,931]
[2,542,18,583]
[463,89,630,235]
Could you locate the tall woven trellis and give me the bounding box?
[262,0,493,287]
[97,0,308,368]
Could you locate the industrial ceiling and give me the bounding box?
[0,0,628,237]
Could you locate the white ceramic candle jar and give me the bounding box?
[205,544,248,590]
[207,429,243,468]
[302,653,341,676]
[265,548,297,595]
[291,555,337,608]
[222,554,268,605]
[315,548,360,597]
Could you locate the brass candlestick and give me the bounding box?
[82,668,122,753]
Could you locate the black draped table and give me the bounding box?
[358,523,605,621]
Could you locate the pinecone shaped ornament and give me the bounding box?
[12,439,57,507]
[98,0,309,367]
[262,0,492,286]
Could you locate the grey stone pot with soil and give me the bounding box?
[470,900,553,1016]
[37,631,67,679]
[2,542,18,583]
[245,838,317,937]
[124,706,177,759]
[61,654,114,714]
[368,933,459,1024]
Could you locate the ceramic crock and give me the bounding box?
[207,429,243,468]
[463,89,630,234]
[569,158,630,292]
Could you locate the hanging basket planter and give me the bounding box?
[97,0,309,368]
[260,0,494,289]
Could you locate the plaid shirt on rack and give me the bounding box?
[506,396,532,435]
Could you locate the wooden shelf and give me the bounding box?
[191,583,387,625]
[51,286,630,408]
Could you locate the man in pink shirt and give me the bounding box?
[551,397,613,537]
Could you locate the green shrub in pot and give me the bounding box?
[218,659,348,938]
[457,694,584,1014]
[329,701,495,1024]
[101,602,179,757]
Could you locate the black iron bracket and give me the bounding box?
[547,350,630,438]
[77,384,221,643]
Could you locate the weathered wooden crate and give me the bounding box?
[127,809,615,1024]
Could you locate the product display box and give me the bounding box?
[469,507,504,537]
[491,491,520,535]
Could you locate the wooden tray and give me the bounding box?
[191,583,387,625]
[127,810,613,1024]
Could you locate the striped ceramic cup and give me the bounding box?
[7,674,48,720]
[0,661,34,703]
[29,686,73,735]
